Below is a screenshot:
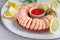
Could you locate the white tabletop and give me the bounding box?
[0,0,60,40]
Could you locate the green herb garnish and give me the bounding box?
[46,8,57,17]
[57,0,60,4]
[34,0,37,2]
[23,0,37,3]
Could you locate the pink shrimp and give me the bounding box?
[26,18,32,29]
[38,19,43,30]
[34,18,40,30]
[41,19,46,30]
[21,16,28,25]
[45,15,54,21]
[30,18,36,30]
[42,17,49,29]
[18,14,27,25]
[23,17,30,27]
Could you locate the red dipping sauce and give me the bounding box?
[31,9,44,15]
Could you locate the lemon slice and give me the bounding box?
[8,2,21,10]
[4,6,16,18]
[49,18,59,34]
[8,2,15,7]
[4,11,13,18]
[50,0,59,8]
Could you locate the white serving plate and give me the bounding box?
[1,1,60,39]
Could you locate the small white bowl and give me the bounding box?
[29,7,45,18]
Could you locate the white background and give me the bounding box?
[0,0,60,40]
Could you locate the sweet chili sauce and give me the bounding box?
[31,9,44,15]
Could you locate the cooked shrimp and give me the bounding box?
[41,19,46,30]
[23,3,37,10]
[42,17,49,29]
[26,18,32,29]
[21,16,28,25]
[45,15,54,21]
[18,15,23,25]
[30,18,36,30]
[16,8,27,19]
[23,17,30,27]
[18,14,27,25]
[34,18,40,30]
[38,19,43,30]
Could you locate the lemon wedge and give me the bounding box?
[50,0,59,8]
[38,3,50,10]
[8,2,21,10]
[8,2,15,7]
[49,18,59,34]
[14,3,21,10]
[4,6,16,18]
